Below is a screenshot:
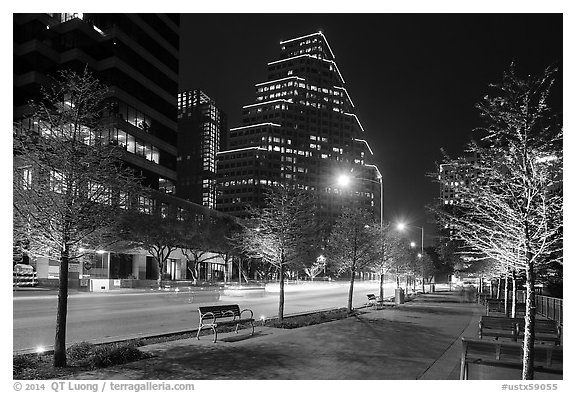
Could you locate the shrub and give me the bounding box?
[13,354,39,374]
[67,342,95,366]
[90,342,145,368]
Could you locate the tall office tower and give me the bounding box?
[177,90,227,209]
[438,153,479,241]
[14,13,180,196]
[216,32,382,221]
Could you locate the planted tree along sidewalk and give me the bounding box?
[232,185,318,322]
[371,224,412,300]
[326,206,379,313]
[13,69,143,367]
[433,66,562,379]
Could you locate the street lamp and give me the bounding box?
[337,173,384,227]
[397,222,425,293]
[396,223,424,257]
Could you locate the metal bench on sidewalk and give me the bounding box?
[197,304,255,343]
[366,294,394,309]
[460,337,562,380]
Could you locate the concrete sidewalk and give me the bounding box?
[69,290,496,380]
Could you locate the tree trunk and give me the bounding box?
[54,244,69,367]
[278,262,285,322]
[490,279,494,298]
[379,273,384,300]
[347,266,356,314]
[156,259,163,288]
[511,269,517,318]
[504,273,509,316]
[421,267,425,293]
[497,277,502,299]
[522,261,536,380]
[238,258,242,285]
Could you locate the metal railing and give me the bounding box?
[536,295,562,325]
[487,291,562,325]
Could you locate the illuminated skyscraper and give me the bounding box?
[177,90,227,208]
[216,32,382,221]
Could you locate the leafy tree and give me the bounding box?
[433,65,562,379]
[13,69,143,367]
[232,185,318,322]
[326,206,379,313]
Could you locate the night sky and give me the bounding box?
[178,13,563,246]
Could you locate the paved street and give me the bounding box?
[13,281,398,352]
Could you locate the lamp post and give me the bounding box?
[337,173,384,227]
[397,222,425,293]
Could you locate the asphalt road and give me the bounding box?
[13,281,399,352]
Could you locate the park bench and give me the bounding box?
[367,294,379,305]
[366,294,394,309]
[485,299,526,316]
[478,316,520,341]
[460,337,562,380]
[196,304,255,343]
[517,319,561,345]
[479,316,561,345]
[485,299,505,314]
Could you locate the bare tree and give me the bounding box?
[122,212,184,287]
[13,69,143,367]
[326,206,379,313]
[433,65,562,379]
[181,217,238,284]
[232,186,318,322]
[303,257,325,281]
[371,224,411,300]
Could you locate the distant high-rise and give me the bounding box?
[216,32,382,221]
[438,153,479,241]
[177,90,227,208]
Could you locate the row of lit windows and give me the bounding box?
[257,81,344,99]
[22,118,162,165]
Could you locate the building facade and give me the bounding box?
[177,90,227,208]
[216,32,382,221]
[13,13,232,287]
[14,13,180,193]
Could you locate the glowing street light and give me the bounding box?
[396,222,424,256]
[337,174,351,188]
[397,222,426,293]
[336,173,384,227]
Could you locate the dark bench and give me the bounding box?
[460,337,562,379]
[518,319,561,345]
[485,299,526,316]
[479,316,520,341]
[367,293,394,309]
[197,304,255,343]
[479,316,561,345]
[367,293,379,304]
[485,299,505,314]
